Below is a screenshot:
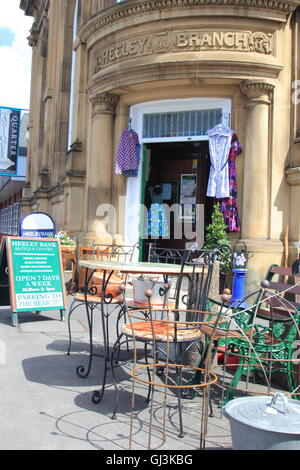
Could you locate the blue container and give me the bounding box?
[230,269,248,308]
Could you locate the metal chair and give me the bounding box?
[67,243,137,364]
[199,264,300,405]
[127,300,219,444]
[110,247,218,436]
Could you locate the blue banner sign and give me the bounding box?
[0,106,22,176]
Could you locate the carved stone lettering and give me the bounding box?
[94,30,273,73]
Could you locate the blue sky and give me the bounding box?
[0,28,15,47]
[0,0,32,110]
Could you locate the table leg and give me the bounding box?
[92,269,115,404]
[76,267,95,378]
[71,258,77,294]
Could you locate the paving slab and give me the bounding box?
[0,295,235,451]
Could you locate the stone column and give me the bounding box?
[86,92,116,238]
[112,102,129,241]
[239,80,277,291]
[240,80,274,240]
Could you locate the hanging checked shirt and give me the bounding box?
[206,124,233,198]
[115,129,141,177]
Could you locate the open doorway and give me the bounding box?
[141,141,213,260]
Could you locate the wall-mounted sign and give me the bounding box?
[19,212,56,238]
[0,106,26,176]
[94,30,273,72]
[0,237,66,326]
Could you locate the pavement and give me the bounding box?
[0,277,235,452]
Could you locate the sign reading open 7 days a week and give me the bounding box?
[0,236,67,326]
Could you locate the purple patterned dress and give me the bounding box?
[218,133,242,232]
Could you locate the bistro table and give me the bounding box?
[77,259,203,405]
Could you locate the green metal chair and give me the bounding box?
[200,264,300,404]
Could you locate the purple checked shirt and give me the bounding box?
[115,129,141,177]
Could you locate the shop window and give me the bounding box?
[143,108,224,139]
[0,203,21,235]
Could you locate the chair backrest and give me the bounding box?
[147,244,189,309]
[183,248,218,312]
[147,244,188,264]
[259,264,300,319]
[243,264,300,345]
[78,242,138,291]
[85,242,137,262]
[147,244,218,311]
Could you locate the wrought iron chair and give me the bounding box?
[110,247,219,436]
[67,242,137,359]
[199,264,300,405]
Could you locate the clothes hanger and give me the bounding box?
[206,122,233,135]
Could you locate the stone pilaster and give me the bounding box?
[239,79,282,292]
[240,79,274,240]
[85,92,116,237]
[286,167,300,261]
[112,103,130,240]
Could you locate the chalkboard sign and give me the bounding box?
[0,236,67,326]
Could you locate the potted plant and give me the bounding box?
[203,203,232,292]
[57,231,77,253]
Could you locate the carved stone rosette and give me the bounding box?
[248,32,272,55]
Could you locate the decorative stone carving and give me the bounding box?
[80,0,297,44]
[248,32,272,54]
[286,167,300,186]
[90,92,116,115]
[240,80,275,102]
[28,22,39,47]
[94,30,274,73]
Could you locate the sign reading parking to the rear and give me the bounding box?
[1,237,67,326]
[8,237,66,312]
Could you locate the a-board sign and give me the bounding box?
[0,236,66,326]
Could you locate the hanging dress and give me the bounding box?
[218,133,242,232]
[206,124,233,199]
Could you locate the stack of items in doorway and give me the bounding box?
[206,123,242,232]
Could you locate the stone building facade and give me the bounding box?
[20,0,300,290]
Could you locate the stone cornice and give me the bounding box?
[87,60,282,96]
[79,0,299,44]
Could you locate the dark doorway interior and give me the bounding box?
[142,141,213,259]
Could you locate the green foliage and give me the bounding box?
[203,203,232,274]
[57,231,76,246]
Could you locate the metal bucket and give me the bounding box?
[132,278,171,306]
[223,393,300,450]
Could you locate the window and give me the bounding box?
[143,108,224,139]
